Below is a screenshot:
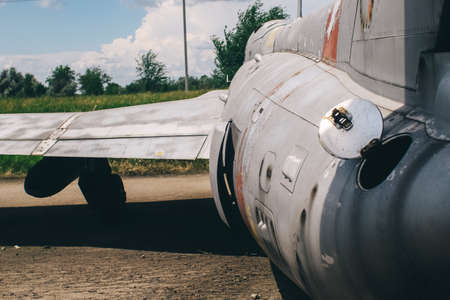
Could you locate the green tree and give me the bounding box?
[34,82,47,97]
[46,65,77,96]
[0,68,25,97]
[211,0,288,84]
[105,82,123,95]
[78,67,111,95]
[136,50,167,92]
[23,73,47,97]
[125,81,144,94]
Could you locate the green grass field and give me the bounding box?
[0,90,207,113]
[0,90,211,178]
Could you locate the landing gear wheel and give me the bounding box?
[270,262,311,300]
[78,159,126,222]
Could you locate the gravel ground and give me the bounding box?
[0,175,282,299]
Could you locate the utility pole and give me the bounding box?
[182,0,189,92]
[298,0,302,18]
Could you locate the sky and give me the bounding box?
[0,0,332,86]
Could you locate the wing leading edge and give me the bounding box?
[0,90,225,160]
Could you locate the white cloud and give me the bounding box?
[38,0,63,8]
[121,0,248,8]
[0,0,249,85]
[0,0,332,86]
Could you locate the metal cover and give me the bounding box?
[280,145,308,193]
[45,136,207,160]
[318,99,383,159]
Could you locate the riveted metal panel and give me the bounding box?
[0,91,224,158]
[197,132,213,159]
[61,91,224,140]
[245,20,288,62]
[353,0,443,41]
[336,0,357,64]
[349,0,443,92]
[280,145,309,193]
[0,113,72,140]
[0,140,41,155]
[275,66,352,126]
[350,34,437,91]
[273,20,298,53]
[274,4,331,59]
[45,136,206,160]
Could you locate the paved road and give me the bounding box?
[0,175,281,299]
[0,174,212,208]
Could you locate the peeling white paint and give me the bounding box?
[387,170,396,181]
[327,0,342,39]
[321,253,335,268]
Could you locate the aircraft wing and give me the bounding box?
[0,90,225,160]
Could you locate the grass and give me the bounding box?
[0,90,211,178]
[0,90,208,113]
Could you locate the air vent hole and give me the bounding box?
[358,135,412,190]
[310,184,318,202]
[300,209,307,226]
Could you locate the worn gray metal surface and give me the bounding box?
[0,90,224,159]
[245,0,447,106]
[46,136,207,160]
[211,1,450,299]
[0,0,448,299]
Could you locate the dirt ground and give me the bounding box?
[0,175,282,300]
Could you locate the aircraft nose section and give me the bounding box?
[400,144,450,276]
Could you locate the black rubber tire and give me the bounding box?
[78,173,126,221]
[270,262,311,300]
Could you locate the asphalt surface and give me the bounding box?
[0,174,282,299]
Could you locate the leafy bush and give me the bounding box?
[105,82,124,95]
[0,68,25,97]
[136,50,167,92]
[46,65,77,96]
[78,66,111,95]
[211,0,288,82]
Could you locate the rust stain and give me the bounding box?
[235,128,251,230]
[360,0,375,29]
[269,81,286,97]
[291,70,303,77]
[322,1,342,64]
[268,69,305,98]
[280,89,296,103]
[367,0,374,23]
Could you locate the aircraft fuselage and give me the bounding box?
[209,1,450,298]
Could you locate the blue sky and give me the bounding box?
[0,0,146,54]
[0,0,332,85]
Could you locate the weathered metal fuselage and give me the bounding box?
[209,0,450,299]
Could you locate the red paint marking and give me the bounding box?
[367,0,374,23]
[322,2,342,63]
[360,0,375,29]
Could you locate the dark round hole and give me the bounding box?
[266,166,272,179]
[300,209,307,226]
[310,184,318,202]
[358,134,412,190]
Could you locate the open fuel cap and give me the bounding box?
[319,99,383,159]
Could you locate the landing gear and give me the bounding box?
[78,158,126,220]
[24,157,127,221]
[270,262,311,300]
[25,157,84,198]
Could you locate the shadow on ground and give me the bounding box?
[0,198,262,256]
